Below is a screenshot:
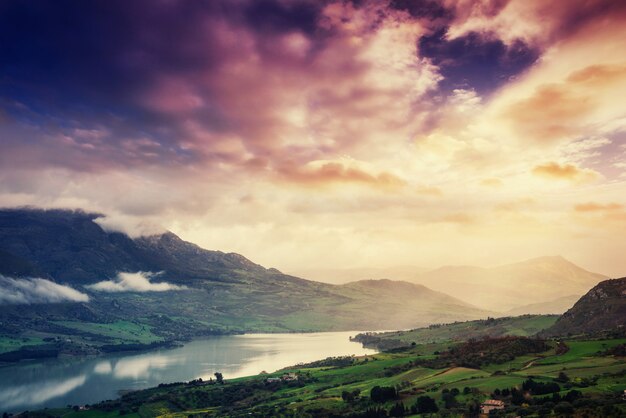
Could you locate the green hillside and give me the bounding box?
[351,315,559,350]
[26,336,626,417]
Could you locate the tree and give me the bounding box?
[370,386,397,403]
[214,372,224,384]
[511,388,525,405]
[415,396,438,414]
[466,400,480,417]
[554,402,574,415]
[442,392,457,409]
[389,402,406,417]
[360,407,388,418]
[342,390,355,403]
[564,389,582,403]
[555,371,570,383]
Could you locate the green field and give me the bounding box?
[535,339,626,364]
[0,336,45,353]
[28,335,625,418]
[53,320,163,344]
[355,315,560,349]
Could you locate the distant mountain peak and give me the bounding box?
[412,256,607,312]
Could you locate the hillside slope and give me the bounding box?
[333,279,492,329]
[541,277,626,337]
[352,314,559,350]
[412,257,606,312]
[0,209,489,345]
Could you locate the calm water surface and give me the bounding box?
[0,332,376,412]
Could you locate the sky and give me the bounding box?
[0,0,625,277]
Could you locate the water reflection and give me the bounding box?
[0,331,375,412]
[0,375,87,409]
[111,354,184,379]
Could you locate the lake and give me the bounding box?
[0,332,376,413]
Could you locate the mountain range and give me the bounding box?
[295,257,606,314]
[0,209,489,346]
[0,208,617,356]
[409,257,607,312]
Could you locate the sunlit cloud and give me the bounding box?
[532,162,601,184]
[574,202,623,213]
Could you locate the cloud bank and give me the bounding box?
[0,275,89,305]
[0,0,625,276]
[86,272,186,292]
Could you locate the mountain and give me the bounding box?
[411,256,607,312]
[291,266,428,284]
[0,209,267,285]
[505,295,581,316]
[0,208,489,349]
[541,277,626,337]
[334,279,492,329]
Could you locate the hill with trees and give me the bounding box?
[541,277,626,337]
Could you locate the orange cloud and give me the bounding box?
[480,178,503,187]
[574,202,623,212]
[277,161,406,190]
[532,162,600,183]
[501,64,626,144]
[574,202,626,223]
[441,213,475,225]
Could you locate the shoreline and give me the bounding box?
[0,331,376,414]
[0,329,374,367]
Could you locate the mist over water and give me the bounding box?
[0,332,375,413]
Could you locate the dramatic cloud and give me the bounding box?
[86,272,186,293]
[501,65,626,144]
[0,276,89,305]
[0,0,625,276]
